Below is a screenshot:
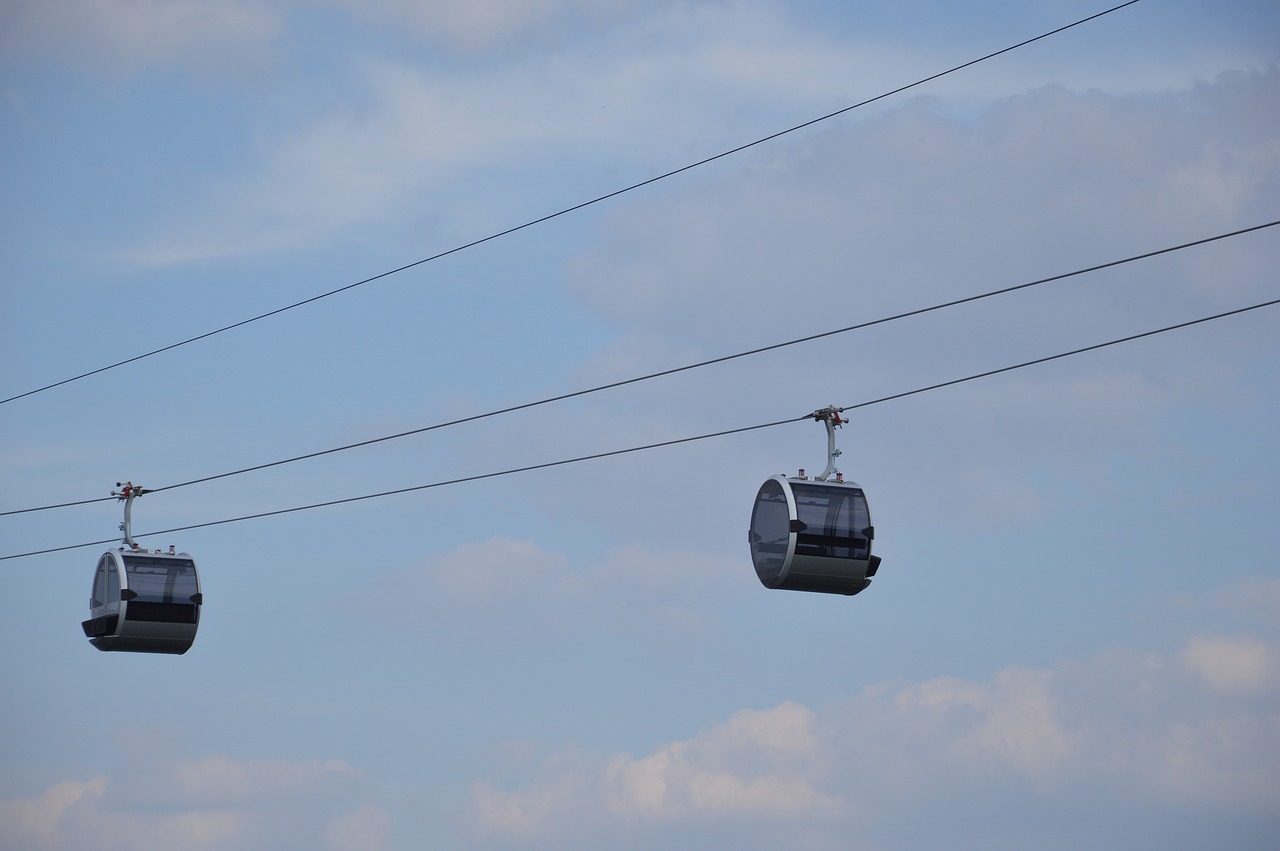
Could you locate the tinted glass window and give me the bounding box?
[91,557,108,608]
[121,556,198,603]
[750,479,791,577]
[106,559,120,604]
[791,483,869,560]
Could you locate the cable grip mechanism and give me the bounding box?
[808,406,846,482]
[112,482,147,549]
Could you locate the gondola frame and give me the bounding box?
[749,474,879,596]
[82,548,202,654]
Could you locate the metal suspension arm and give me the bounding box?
[809,406,845,482]
[113,482,147,549]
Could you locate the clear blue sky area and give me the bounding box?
[2,2,1278,848]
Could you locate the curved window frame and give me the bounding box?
[750,478,795,585]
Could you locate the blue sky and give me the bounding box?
[2,1,1278,848]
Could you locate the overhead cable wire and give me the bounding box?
[4,292,1273,562]
[837,298,1279,411]
[2,216,1274,519]
[0,0,1145,408]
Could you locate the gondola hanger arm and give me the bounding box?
[807,406,845,482]
[112,482,147,550]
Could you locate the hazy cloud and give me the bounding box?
[319,0,642,53]
[396,537,570,607]
[471,701,840,843]
[0,0,281,75]
[0,756,376,851]
[604,702,839,820]
[115,0,949,265]
[323,803,394,851]
[465,634,1280,846]
[565,71,1280,339]
[371,536,741,642]
[169,755,363,805]
[0,777,241,851]
[4,6,1277,851]
[1180,634,1280,695]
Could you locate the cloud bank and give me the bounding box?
[465,630,1280,849]
[0,756,386,851]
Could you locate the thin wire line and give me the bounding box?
[0,1,1145,407]
[0,495,114,514]
[5,215,1269,519]
[4,292,1271,562]
[838,298,1280,411]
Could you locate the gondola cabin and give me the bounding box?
[749,473,880,596]
[82,547,202,654]
[748,407,881,596]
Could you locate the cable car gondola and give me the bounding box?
[81,483,202,654]
[748,408,882,596]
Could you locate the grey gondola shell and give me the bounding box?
[749,474,881,596]
[81,549,202,654]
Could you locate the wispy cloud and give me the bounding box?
[465,630,1280,847]
[318,0,646,54]
[0,0,282,76]
[0,756,385,851]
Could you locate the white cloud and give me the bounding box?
[471,750,597,839]
[1181,634,1280,695]
[115,0,955,265]
[112,11,1280,276]
[472,701,839,843]
[0,779,106,851]
[324,804,394,851]
[946,667,1072,777]
[605,702,838,821]
[465,637,1280,847]
[0,756,375,851]
[0,777,242,851]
